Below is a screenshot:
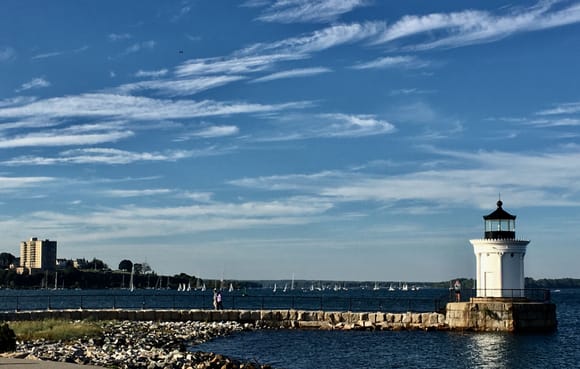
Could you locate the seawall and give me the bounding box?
[0,309,447,331]
[0,301,557,332]
[446,300,557,332]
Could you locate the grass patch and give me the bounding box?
[9,319,102,342]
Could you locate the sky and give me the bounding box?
[1,0,580,282]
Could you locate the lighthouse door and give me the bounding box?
[483,271,498,297]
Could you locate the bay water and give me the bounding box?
[192,289,580,369]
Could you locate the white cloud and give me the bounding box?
[115,75,245,96]
[252,67,331,83]
[1,148,200,166]
[0,197,334,242]
[373,2,580,51]
[188,125,240,138]
[231,148,580,209]
[320,114,396,138]
[182,191,214,202]
[0,175,56,192]
[15,77,51,92]
[104,189,172,197]
[254,113,395,141]
[0,93,310,121]
[175,54,303,77]
[108,33,132,42]
[135,69,169,78]
[0,96,37,108]
[0,46,15,62]
[257,0,368,23]
[536,101,580,116]
[32,46,88,60]
[240,21,386,56]
[1,143,238,167]
[0,130,133,149]
[123,40,156,55]
[351,55,430,70]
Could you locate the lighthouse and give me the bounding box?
[469,200,530,298]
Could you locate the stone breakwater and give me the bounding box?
[7,320,272,369]
[0,309,447,368]
[0,309,447,331]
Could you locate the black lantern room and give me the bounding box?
[483,200,516,239]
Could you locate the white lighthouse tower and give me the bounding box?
[470,200,530,298]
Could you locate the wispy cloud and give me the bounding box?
[104,188,172,197]
[186,125,240,139]
[351,55,430,70]
[257,0,368,24]
[252,67,331,83]
[536,101,580,116]
[0,46,16,62]
[320,114,396,138]
[135,69,169,78]
[175,54,304,77]
[0,175,56,192]
[171,3,192,22]
[108,33,132,42]
[118,40,156,57]
[527,118,580,127]
[15,77,51,92]
[231,147,580,209]
[0,197,334,241]
[115,75,245,96]
[32,46,88,60]
[1,147,197,166]
[0,130,133,149]
[240,21,386,56]
[0,93,310,121]
[0,96,37,108]
[373,1,580,51]
[253,113,395,141]
[389,88,436,96]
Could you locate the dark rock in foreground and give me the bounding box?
[6,320,274,369]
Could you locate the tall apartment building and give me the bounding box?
[18,237,57,274]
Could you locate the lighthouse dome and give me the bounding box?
[483,200,516,239]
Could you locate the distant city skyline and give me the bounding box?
[1,1,580,281]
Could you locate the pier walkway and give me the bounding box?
[0,357,104,368]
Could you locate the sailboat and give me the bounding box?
[283,284,288,293]
[273,283,277,293]
[291,273,295,291]
[201,283,206,292]
[373,282,380,291]
[229,283,234,292]
[129,266,135,292]
[186,281,192,292]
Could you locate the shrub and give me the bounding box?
[0,323,16,352]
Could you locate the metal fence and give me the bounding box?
[451,288,551,302]
[0,292,449,313]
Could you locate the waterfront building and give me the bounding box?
[17,237,57,274]
[469,200,530,298]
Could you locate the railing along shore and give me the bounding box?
[0,292,448,313]
[451,288,551,302]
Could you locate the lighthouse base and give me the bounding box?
[445,300,557,332]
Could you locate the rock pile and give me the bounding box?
[10,320,273,369]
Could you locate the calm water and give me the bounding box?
[192,289,580,369]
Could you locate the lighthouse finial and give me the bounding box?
[497,193,503,208]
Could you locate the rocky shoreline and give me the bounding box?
[5,320,273,369]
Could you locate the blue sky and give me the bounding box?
[1,0,580,281]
